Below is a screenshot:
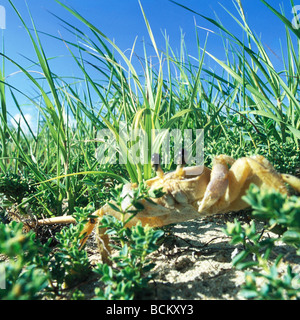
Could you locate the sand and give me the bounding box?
[85,212,300,300]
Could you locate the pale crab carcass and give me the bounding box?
[36,154,300,262]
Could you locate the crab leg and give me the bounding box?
[281,174,300,194]
[198,155,234,212]
[94,208,111,263]
[78,216,98,249]
[35,216,76,226]
[77,208,110,263]
[214,156,290,213]
[245,156,288,194]
[209,157,259,213]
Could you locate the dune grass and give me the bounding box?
[0,0,299,217]
[0,0,299,301]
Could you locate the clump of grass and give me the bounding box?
[172,0,300,145]
[2,0,299,221]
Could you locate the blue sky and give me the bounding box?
[0,0,297,131]
[4,0,293,62]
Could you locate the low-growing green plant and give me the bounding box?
[0,204,92,299]
[244,184,300,242]
[242,260,300,300]
[45,204,94,294]
[0,183,164,300]
[0,221,49,300]
[93,182,164,300]
[224,184,300,300]
[0,173,36,205]
[94,220,163,300]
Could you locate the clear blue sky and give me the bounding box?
[4,0,292,63]
[0,0,296,129]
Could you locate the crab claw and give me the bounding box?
[198,156,230,212]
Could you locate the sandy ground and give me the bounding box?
[85,212,300,300]
[1,211,299,300]
[144,214,247,300]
